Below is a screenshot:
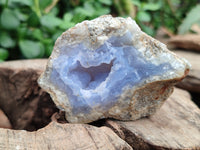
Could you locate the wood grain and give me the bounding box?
[106,88,200,149]
[0,121,132,150]
[168,34,200,51]
[0,59,58,131]
[0,109,12,129]
[173,50,200,93]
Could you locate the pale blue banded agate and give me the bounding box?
[50,32,172,114]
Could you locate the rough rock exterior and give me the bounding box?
[38,15,190,123]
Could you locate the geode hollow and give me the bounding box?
[38,15,190,123]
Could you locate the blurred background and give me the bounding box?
[0,0,200,61]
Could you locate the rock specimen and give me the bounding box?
[174,50,200,93]
[38,15,190,123]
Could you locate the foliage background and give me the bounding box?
[0,0,200,61]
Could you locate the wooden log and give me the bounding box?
[0,59,58,131]
[0,109,12,129]
[106,88,200,149]
[173,50,200,93]
[0,121,132,150]
[168,34,200,51]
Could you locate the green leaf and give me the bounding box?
[137,11,151,22]
[0,32,16,48]
[94,7,110,16]
[72,12,87,23]
[74,2,95,17]
[19,40,45,58]
[27,12,40,27]
[178,4,200,34]
[39,0,52,9]
[74,7,91,17]
[140,24,155,36]
[32,29,43,40]
[10,0,33,6]
[45,44,53,56]
[63,13,73,22]
[84,2,95,16]
[59,13,76,29]
[143,3,161,11]
[42,39,53,56]
[52,30,63,41]
[42,38,52,45]
[59,21,75,30]
[0,48,9,60]
[99,0,112,5]
[14,9,28,21]
[17,27,27,39]
[49,7,59,16]
[131,0,141,7]
[93,2,110,16]
[0,8,20,30]
[0,0,6,5]
[197,21,200,26]
[40,15,62,29]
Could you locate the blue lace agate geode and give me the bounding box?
[38,15,190,123]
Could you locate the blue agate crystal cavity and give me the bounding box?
[51,32,171,114]
[38,15,190,123]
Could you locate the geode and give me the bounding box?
[38,15,190,123]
